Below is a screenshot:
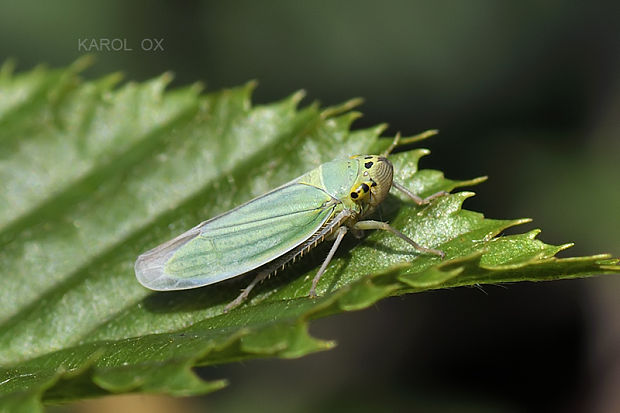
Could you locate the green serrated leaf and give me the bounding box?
[0,62,618,411]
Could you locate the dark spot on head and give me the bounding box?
[350,192,358,199]
[365,156,373,159]
[361,183,370,192]
[364,161,373,169]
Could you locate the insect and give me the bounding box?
[135,131,447,311]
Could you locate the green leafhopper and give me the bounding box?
[135,131,447,311]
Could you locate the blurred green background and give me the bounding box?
[2,1,619,412]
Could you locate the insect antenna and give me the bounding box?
[382,130,439,157]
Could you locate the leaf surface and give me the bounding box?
[0,62,617,411]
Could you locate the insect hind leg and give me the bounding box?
[353,220,444,258]
[224,270,270,312]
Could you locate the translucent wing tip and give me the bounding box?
[134,250,170,291]
[134,225,203,291]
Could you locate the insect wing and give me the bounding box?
[135,182,337,290]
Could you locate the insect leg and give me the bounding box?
[353,220,445,258]
[224,270,270,312]
[391,181,448,206]
[309,226,348,298]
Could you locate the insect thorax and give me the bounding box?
[296,156,393,216]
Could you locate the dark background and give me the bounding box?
[2,1,619,412]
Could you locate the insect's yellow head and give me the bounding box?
[349,155,394,212]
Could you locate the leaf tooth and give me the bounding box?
[320,97,364,119]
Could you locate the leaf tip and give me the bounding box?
[557,243,575,252]
[244,79,259,91]
[399,129,439,145]
[190,81,205,94]
[457,190,477,199]
[160,71,175,85]
[374,123,389,136]
[418,148,432,157]
[0,57,17,77]
[70,55,96,73]
[290,89,306,105]
[320,97,363,119]
[514,217,533,225]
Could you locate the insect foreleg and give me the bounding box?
[391,181,448,206]
[309,225,348,298]
[353,220,445,258]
